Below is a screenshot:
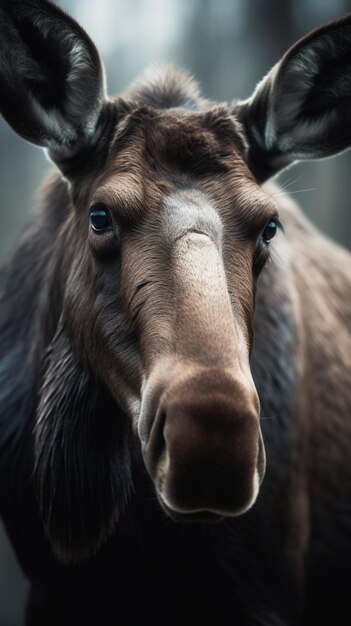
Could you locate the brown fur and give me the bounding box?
[0,3,350,625]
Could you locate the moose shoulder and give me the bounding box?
[0,1,350,624]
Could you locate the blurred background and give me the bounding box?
[0,0,350,624]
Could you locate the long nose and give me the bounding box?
[138,229,265,520]
[142,363,264,519]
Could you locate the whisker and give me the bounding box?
[260,415,280,420]
[275,173,307,192]
[273,187,316,198]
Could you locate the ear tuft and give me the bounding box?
[34,326,133,565]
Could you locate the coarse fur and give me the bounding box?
[0,2,351,625]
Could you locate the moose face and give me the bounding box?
[65,106,276,521]
[1,0,350,562]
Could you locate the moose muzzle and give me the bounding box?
[138,231,265,521]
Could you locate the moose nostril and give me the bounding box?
[154,408,167,460]
[147,407,167,476]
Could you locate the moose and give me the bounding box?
[0,1,350,624]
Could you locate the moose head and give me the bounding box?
[0,0,350,563]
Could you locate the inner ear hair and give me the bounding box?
[0,0,106,158]
[234,14,351,181]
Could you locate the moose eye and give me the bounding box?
[89,204,112,233]
[262,219,278,244]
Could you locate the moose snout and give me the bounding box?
[139,364,265,521]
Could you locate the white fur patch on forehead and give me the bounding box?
[163,187,223,249]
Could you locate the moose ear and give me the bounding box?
[34,326,132,565]
[235,14,351,181]
[0,0,106,163]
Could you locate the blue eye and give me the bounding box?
[89,203,112,233]
[262,219,278,243]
